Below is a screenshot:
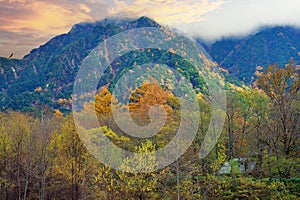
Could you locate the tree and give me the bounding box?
[32,106,62,200]
[129,77,173,125]
[3,112,33,200]
[225,87,242,159]
[117,140,159,200]
[0,112,13,199]
[257,62,300,178]
[95,87,117,116]
[240,88,269,177]
[50,115,96,200]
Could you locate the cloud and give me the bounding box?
[0,31,50,58]
[180,0,300,42]
[108,0,225,25]
[0,0,109,58]
[1,0,300,58]
[0,0,93,35]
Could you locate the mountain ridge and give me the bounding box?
[0,16,161,111]
[205,25,300,83]
[1,17,300,111]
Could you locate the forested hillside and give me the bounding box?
[1,18,300,112]
[0,17,161,112]
[207,26,300,83]
[0,64,299,199]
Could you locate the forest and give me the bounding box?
[0,62,299,200]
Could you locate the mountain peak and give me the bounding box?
[134,16,160,27]
[24,16,161,61]
[69,16,159,34]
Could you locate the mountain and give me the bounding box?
[2,16,300,112]
[1,16,216,113]
[206,26,300,83]
[0,57,24,88]
[0,16,163,112]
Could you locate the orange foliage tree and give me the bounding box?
[129,77,173,124]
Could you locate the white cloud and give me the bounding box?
[179,0,300,42]
[108,0,225,25]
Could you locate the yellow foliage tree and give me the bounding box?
[51,116,97,199]
[95,87,118,116]
[117,140,159,199]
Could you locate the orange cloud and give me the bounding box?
[0,0,103,57]
[108,0,224,25]
[0,0,224,58]
[0,1,92,36]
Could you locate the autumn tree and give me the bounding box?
[117,140,160,200]
[50,115,97,200]
[95,87,118,116]
[0,111,60,200]
[0,112,35,200]
[239,88,269,177]
[225,87,243,159]
[257,62,300,178]
[31,106,63,200]
[129,77,173,125]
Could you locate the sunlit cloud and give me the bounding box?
[79,3,92,13]
[0,0,92,36]
[0,0,108,57]
[108,0,224,25]
[1,0,300,58]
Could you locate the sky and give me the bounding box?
[1,0,300,58]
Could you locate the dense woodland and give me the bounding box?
[0,61,299,199]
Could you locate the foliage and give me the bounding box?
[0,21,299,199]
